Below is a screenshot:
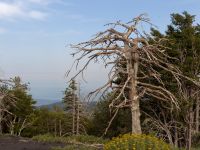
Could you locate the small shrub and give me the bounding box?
[104,134,173,150]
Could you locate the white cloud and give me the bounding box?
[0,2,23,18]
[27,0,67,5]
[0,0,76,22]
[0,1,47,21]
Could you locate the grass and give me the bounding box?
[32,134,67,143]
[32,134,107,144]
[51,145,98,150]
[32,134,106,150]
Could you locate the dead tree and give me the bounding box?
[0,80,15,134]
[76,83,80,135]
[68,15,199,134]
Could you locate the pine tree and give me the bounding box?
[166,12,200,149]
[62,80,85,135]
[147,12,200,149]
[8,76,36,136]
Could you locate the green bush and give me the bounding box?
[104,134,173,150]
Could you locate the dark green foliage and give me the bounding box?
[63,80,78,112]
[1,77,36,136]
[10,89,36,119]
[25,106,72,137]
[143,11,200,148]
[88,93,131,138]
[166,11,200,78]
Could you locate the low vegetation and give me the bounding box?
[32,134,107,144]
[104,134,174,150]
[32,134,106,150]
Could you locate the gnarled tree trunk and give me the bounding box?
[126,44,141,134]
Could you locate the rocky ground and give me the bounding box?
[0,136,65,150]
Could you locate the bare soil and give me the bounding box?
[0,136,65,150]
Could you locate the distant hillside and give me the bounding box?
[38,101,97,112]
[38,101,64,110]
[35,99,60,106]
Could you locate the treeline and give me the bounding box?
[0,78,90,137]
[1,11,200,150]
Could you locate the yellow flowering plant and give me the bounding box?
[104,134,174,150]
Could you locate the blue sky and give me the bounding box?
[0,0,199,105]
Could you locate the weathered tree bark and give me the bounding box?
[174,122,178,148]
[18,118,26,136]
[126,44,141,134]
[0,97,4,134]
[54,119,57,136]
[47,121,49,133]
[72,92,75,135]
[0,111,2,134]
[195,96,199,133]
[59,119,62,136]
[131,97,141,134]
[76,102,80,135]
[10,115,16,135]
[76,84,81,135]
[187,107,194,150]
